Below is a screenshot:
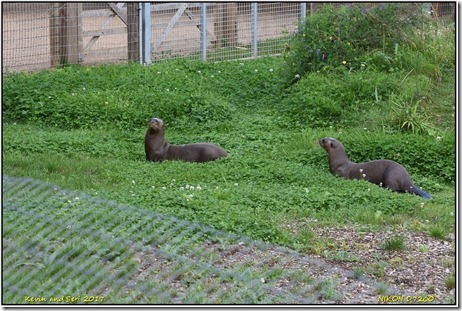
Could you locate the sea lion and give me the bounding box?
[319,137,431,199]
[144,118,228,163]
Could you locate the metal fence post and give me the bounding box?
[200,3,207,61]
[251,3,258,58]
[141,3,151,65]
[299,3,306,24]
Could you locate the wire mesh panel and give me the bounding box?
[256,3,300,57]
[80,3,129,66]
[2,3,51,72]
[3,176,410,305]
[1,2,455,72]
[150,3,202,61]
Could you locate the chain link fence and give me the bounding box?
[2,2,455,72]
[3,175,417,305]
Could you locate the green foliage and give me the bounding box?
[382,235,406,251]
[282,3,428,80]
[279,3,454,135]
[2,59,282,130]
[429,225,447,240]
[444,276,455,290]
[278,70,400,127]
[1,26,455,256]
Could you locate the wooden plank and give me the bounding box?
[127,2,140,62]
[83,27,127,37]
[81,9,120,18]
[108,2,127,25]
[151,2,204,12]
[85,47,127,56]
[50,3,82,66]
[151,20,207,30]
[49,3,63,67]
[64,3,83,63]
[154,3,188,51]
[82,3,123,57]
[184,8,216,42]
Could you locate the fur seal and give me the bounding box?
[145,118,228,163]
[319,137,431,199]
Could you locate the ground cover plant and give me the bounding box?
[3,4,455,303]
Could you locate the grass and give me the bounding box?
[2,58,455,252]
[2,16,455,257]
[382,236,406,251]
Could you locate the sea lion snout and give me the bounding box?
[147,118,164,131]
[319,137,336,149]
[149,117,162,124]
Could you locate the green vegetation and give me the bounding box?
[382,236,406,251]
[2,4,455,257]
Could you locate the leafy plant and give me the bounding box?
[382,235,406,251]
[391,99,435,135]
[282,3,429,80]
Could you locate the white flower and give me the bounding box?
[269,68,273,72]
[197,185,202,191]
[255,69,258,72]
[197,70,201,74]
[295,74,300,79]
[162,187,167,190]
[185,185,190,189]
[180,187,185,191]
[234,183,239,186]
[359,169,363,173]
[436,136,442,141]
[362,174,366,178]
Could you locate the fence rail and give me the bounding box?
[2,2,455,72]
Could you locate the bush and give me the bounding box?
[282,3,429,80]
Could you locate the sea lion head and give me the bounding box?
[319,137,343,152]
[147,117,164,132]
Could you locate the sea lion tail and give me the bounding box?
[412,187,432,199]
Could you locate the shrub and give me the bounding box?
[282,3,429,80]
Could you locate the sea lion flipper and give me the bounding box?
[411,187,432,199]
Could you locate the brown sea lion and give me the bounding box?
[145,118,228,163]
[319,137,431,199]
